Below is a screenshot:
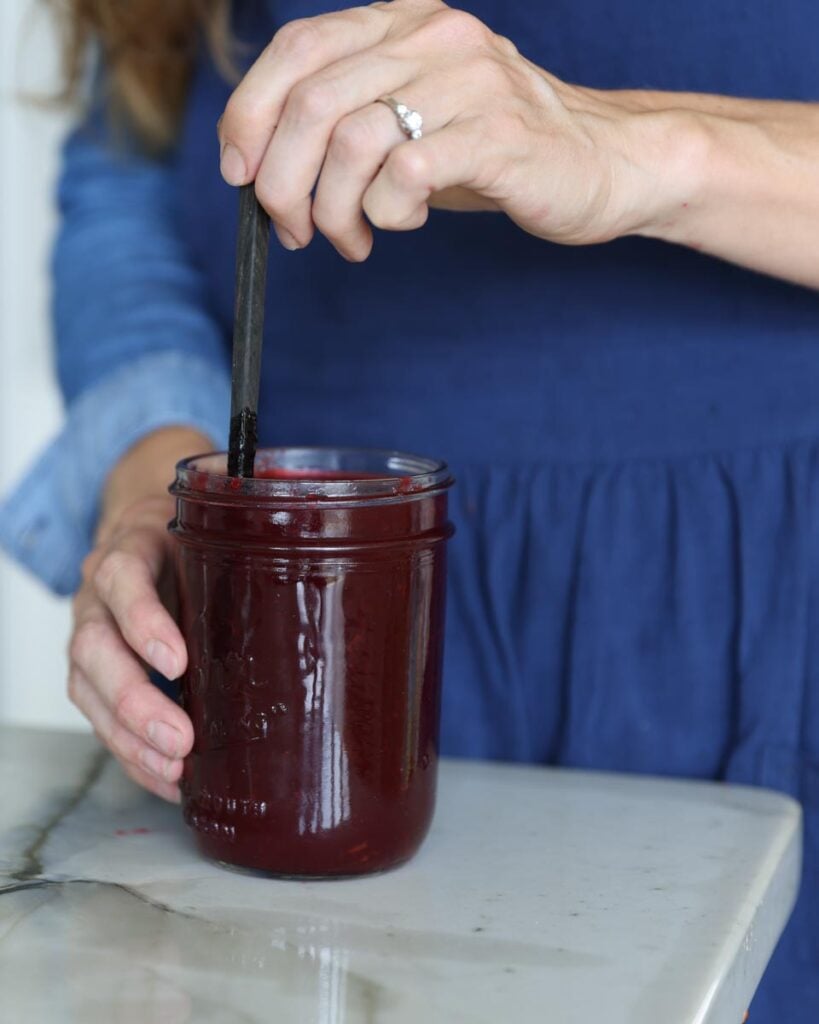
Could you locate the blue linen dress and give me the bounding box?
[172,1,819,1015]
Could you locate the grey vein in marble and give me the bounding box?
[7,747,108,885]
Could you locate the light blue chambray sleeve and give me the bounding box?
[0,121,231,596]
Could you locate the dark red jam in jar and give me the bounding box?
[169,448,454,876]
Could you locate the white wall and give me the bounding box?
[0,1,86,730]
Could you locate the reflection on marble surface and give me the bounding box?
[0,726,801,1024]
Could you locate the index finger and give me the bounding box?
[93,526,186,681]
[219,5,393,184]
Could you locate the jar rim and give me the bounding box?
[172,446,453,502]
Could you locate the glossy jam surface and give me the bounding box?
[170,452,452,876]
[255,467,382,480]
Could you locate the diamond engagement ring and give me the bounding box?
[377,97,423,140]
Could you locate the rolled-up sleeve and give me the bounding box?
[0,121,230,596]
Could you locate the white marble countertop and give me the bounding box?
[0,725,801,1024]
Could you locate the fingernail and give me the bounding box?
[220,142,247,185]
[146,639,179,680]
[147,720,183,758]
[140,746,176,782]
[274,225,302,251]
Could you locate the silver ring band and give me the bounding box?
[377,97,423,140]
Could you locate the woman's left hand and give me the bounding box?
[217,0,672,260]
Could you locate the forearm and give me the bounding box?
[575,86,819,288]
[1,104,233,595]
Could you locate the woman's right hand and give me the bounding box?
[67,427,209,801]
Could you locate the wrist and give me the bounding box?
[621,106,712,241]
[100,426,213,538]
[552,83,710,243]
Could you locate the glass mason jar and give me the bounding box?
[169,447,454,877]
